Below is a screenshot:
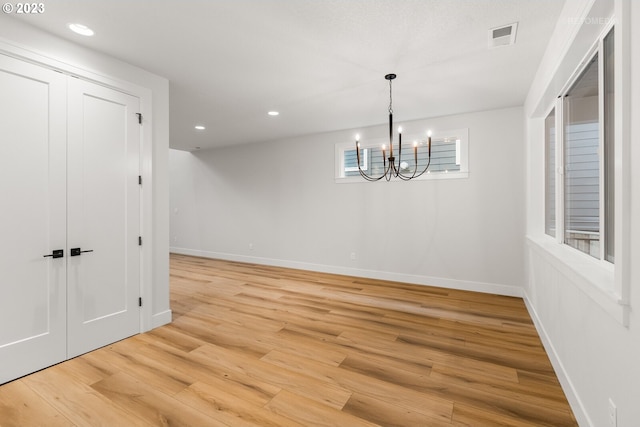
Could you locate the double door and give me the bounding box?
[0,54,141,384]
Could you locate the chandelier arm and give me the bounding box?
[357,156,390,181]
[384,157,393,180]
[385,158,394,181]
[357,166,382,181]
[409,155,419,179]
[384,155,395,181]
[396,144,421,180]
[389,156,400,178]
[396,146,433,180]
[358,169,381,181]
[397,142,402,177]
[355,144,382,181]
[395,164,418,181]
[411,157,432,179]
[396,160,418,180]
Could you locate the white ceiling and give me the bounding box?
[12,0,565,151]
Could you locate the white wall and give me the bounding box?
[0,16,171,329]
[170,106,525,296]
[524,0,640,426]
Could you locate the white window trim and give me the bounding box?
[554,41,608,262]
[538,12,630,327]
[335,128,469,183]
[344,147,367,172]
[526,235,624,324]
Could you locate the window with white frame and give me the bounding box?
[545,26,614,262]
[544,108,556,238]
[336,129,469,182]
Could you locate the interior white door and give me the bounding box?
[66,78,141,358]
[0,55,67,384]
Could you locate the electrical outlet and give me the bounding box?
[608,398,617,427]
[350,252,356,261]
[249,243,254,251]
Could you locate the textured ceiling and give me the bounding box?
[11,0,565,150]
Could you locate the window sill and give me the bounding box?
[335,171,469,184]
[526,235,628,326]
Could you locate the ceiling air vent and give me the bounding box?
[488,22,518,48]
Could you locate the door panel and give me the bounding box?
[67,79,141,358]
[0,55,67,384]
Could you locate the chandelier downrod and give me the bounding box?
[355,73,432,181]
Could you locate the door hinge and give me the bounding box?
[138,175,142,185]
[138,236,142,246]
[136,113,142,124]
[138,297,143,307]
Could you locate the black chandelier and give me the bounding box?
[355,73,432,181]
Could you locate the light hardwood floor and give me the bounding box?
[0,254,577,426]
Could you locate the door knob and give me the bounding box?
[70,248,94,257]
[43,249,64,258]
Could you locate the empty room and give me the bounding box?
[1,0,639,426]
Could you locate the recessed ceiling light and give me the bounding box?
[194,125,205,130]
[267,111,279,116]
[68,23,94,37]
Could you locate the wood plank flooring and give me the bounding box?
[0,254,578,426]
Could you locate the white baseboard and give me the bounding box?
[523,293,591,427]
[169,246,523,298]
[151,309,172,329]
